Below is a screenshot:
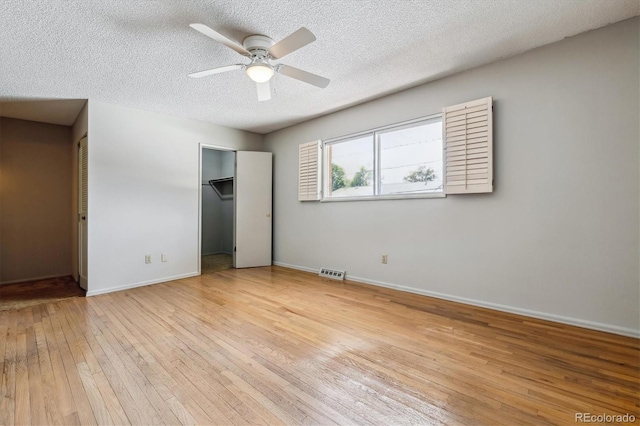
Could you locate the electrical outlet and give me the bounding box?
[145,254,151,264]
[382,254,388,264]
[161,253,167,262]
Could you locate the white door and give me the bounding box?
[234,151,272,268]
[78,137,88,290]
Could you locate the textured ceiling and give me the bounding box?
[0,1,637,134]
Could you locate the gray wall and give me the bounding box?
[264,18,640,336]
[0,118,73,283]
[202,149,235,255]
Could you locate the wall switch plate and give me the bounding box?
[161,253,167,262]
[382,254,388,264]
[145,255,151,264]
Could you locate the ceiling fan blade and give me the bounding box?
[268,27,316,59]
[189,23,250,56]
[257,81,271,102]
[277,64,330,88]
[188,64,244,78]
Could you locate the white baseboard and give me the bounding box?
[202,251,233,256]
[86,272,200,297]
[0,273,73,286]
[272,261,640,338]
[273,262,317,274]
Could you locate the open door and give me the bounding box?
[234,151,272,268]
[78,137,88,290]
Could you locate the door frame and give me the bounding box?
[77,133,88,290]
[198,143,236,274]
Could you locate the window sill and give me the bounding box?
[321,193,446,202]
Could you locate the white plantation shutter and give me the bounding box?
[444,97,493,194]
[298,140,322,201]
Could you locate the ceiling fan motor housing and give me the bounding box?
[243,35,275,59]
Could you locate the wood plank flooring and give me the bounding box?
[0,266,638,425]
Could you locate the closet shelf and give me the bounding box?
[208,176,233,183]
[206,177,234,199]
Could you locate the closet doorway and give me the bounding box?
[201,147,235,274]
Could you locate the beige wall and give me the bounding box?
[0,118,73,283]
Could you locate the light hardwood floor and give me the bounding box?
[0,266,638,425]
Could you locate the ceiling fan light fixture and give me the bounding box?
[188,24,330,100]
[246,62,274,83]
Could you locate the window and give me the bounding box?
[323,115,443,200]
[300,97,492,202]
[325,134,374,198]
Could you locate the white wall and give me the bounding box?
[71,101,88,144]
[220,193,233,253]
[264,18,640,336]
[219,151,234,253]
[202,149,223,255]
[202,149,234,255]
[87,101,261,295]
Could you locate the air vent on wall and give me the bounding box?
[319,268,346,280]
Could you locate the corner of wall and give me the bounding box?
[71,100,88,144]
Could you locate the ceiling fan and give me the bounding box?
[188,24,330,101]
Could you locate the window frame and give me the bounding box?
[321,113,446,202]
